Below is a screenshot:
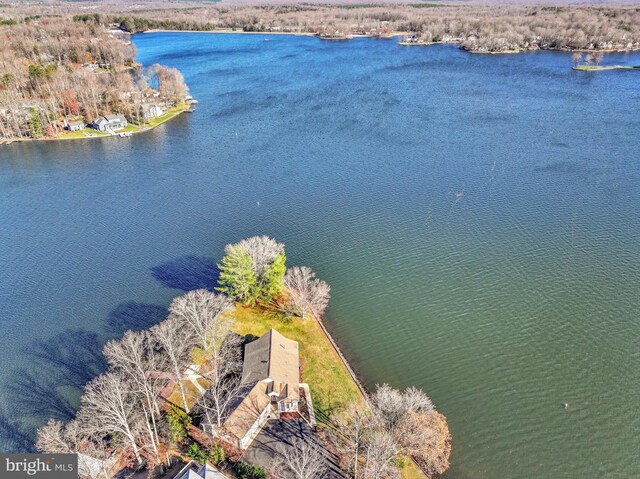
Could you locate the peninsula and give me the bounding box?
[0,16,191,142]
[36,236,451,479]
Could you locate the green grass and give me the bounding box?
[55,105,187,142]
[59,128,108,139]
[401,460,426,479]
[146,105,188,128]
[573,65,639,71]
[117,124,142,133]
[229,305,363,418]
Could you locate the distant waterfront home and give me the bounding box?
[65,119,85,131]
[172,461,225,479]
[204,329,313,450]
[91,114,128,132]
[141,102,165,120]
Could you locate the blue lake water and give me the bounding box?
[1,33,639,478]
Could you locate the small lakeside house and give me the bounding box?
[91,114,128,132]
[204,329,311,450]
[65,119,85,132]
[141,103,165,120]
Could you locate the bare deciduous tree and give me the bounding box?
[283,266,331,319]
[329,403,371,478]
[151,317,194,413]
[168,289,233,353]
[103,330,166,457]
[281,439,328,479]
[198,334,243,429]
[235,236,285,276]
[361,430,400,479]
[36,419,81,454]
[79,372,144,464]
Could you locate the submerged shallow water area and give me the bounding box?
[1,33,640,478]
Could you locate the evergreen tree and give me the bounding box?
[216,246,258,304]
[29,108,43,138]
[258,251,286,301]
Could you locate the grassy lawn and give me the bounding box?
[119,124,142,133]
[146,105,188,128]
[229,305,363,418]
[164,303,427,477]
[573,65,639,71]
[401,460,426,479]
[59,128,109,139]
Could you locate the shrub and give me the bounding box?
[167,405,191,444]
[186,442,207,463]
[234,462,266,479]
[208,444,225,465]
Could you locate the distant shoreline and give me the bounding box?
[139,29,640,55]
[2,105,189,145]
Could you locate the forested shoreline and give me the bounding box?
[0,15,188,140]
[34,236,451,479]
[2,2,639,54]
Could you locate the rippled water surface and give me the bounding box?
[1,33,639,478]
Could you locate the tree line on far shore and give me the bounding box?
[3,2,639,54]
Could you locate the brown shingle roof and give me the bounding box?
[224,382,271,442]
[241,329,299,386]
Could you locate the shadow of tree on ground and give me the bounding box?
[151,255,219,292]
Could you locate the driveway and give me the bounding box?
[242,418,345,478]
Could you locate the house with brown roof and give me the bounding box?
[217,329,309,450]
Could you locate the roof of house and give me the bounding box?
[241,329,299,386]
[197,464,226,479]
[67,120,84,126]
[104,114,125,122]
[93,117,108,125]
[173,461,226,479]
[223,381,272,441]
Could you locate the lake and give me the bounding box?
[1,32,639,478]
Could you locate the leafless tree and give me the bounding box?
[197,334,243,429]
[103,330,166,457]
[36,419,113,479]
[234,236,284,276]
[281,438,328,479]
[168,289,233,353]
[150,316,194,413]
[36,419,82,454]
[283,266,331,319]
[571,52,583,66]
[329,403,371,479]
[592,52,604,65]
[361,430,400,479]
[78,372,145,464]
[371,384,449,476]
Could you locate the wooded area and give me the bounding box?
[0,15,187,140]
[2,1,638,52]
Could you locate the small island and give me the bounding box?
[571,51,640,72]
[36,236,451,479]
